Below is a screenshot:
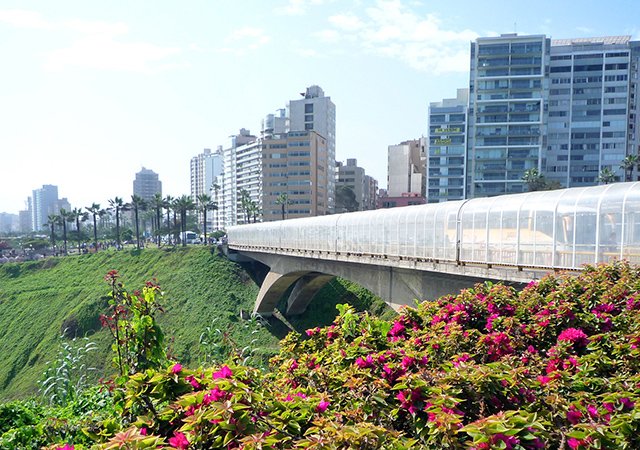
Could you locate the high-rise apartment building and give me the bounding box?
[31,184,59,231]
[219,86,337,226]
[363,175,379,211]
[463,33,640,199]
[288,86,336,212]
[387,138,427,198]
[467,34,549,198]
[336,159,378,212]
[428,88,469,202]
[190,148,223,229]
[545,36,640,186]
[133,167,162,202]
[221,129,261,227]
[262,131,329,221]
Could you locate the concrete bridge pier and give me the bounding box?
[239,251,509,317]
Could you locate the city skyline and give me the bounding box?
[2,0,640,214]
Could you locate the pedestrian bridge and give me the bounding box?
[227,182,640,316]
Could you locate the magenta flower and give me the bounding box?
[171,363,182,374]
[185,375,200,389]
[355,356,371,369]
[490,433,520,450]
[56,445,74,450]
[203,386,227,405]
[212,365,233,379]
[567,437,586,450]
[557,327,589,348]
[621,397,635,410]
[140,427,147,436]
[316,400,330,413]
[566,406,582,424]
[168,431,189,449]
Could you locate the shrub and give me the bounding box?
[33,261,640,448]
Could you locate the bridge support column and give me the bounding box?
[286,274,336,316]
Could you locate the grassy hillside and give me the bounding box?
[0,247,390,401]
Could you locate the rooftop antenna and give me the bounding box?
[514,22,517,34]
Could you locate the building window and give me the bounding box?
[305,104,313,113]
[305,123,314,130]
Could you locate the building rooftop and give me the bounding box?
[552,35,631,46]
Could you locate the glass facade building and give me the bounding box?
[428,89,468,202]
[546,36,640,186]
[467,34,549,198]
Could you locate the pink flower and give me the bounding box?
[557,328,589,348]
[388,320,406,341]
[621,397,635,410]
[305,327,319,336]
[56,445,74,450]
[355,356,370,369]
[171,363,182,374]
[203,386,227,405]
[169,431,189,449]
[212,365,233,379]
[537,375,552,385]
[316,400,330,413]
[568,437,585,450]
[185,375,200,389]
[587,404,598,418]
[140,427,147,436]
[566,406,582,424]
[491,433,520,450]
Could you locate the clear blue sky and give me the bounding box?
[1,0,638,214]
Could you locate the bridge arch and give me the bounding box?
[242,251,492,316]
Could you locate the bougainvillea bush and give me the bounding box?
[35,261,640,448]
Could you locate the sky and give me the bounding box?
[1,0,639,214]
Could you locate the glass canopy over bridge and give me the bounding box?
[228,182,640,272]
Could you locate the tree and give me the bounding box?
[275,193,293,220]
[197,193,216,245]
[211,183,221,229]
[335,186,359,213]
[620,154,639,182]
[71,208,88,254]
[598,167,618,185]
[130,195,147,250]
[175,195,196,246]
[59,208,72,255]
[522,168,546,192]
[239,189,259,224]
[164,195,174,245]
[86,203,104,251]
[109,197,125,250]
[150,193,165,247]
[45,213,60,252]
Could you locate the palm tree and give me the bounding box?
[239,189,252,224]
[620,155,639,182]
[211,183,221,230]
[71,207,88,254]
[45,213,60,253]
[175,195,195,246]
[129,195,147,250]
[109,197,125,249]
[150,193,165,246]
[164,195,174,245]
[275,193,292,220]
[197,193,216,245]
[598,167,618,185]
[86,203,104,251]
[522,168,546,192]
[59,208,74,255]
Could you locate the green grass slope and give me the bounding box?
[0,247,269,401]
[0,247,390,401]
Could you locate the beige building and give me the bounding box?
[262,130,329,221]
